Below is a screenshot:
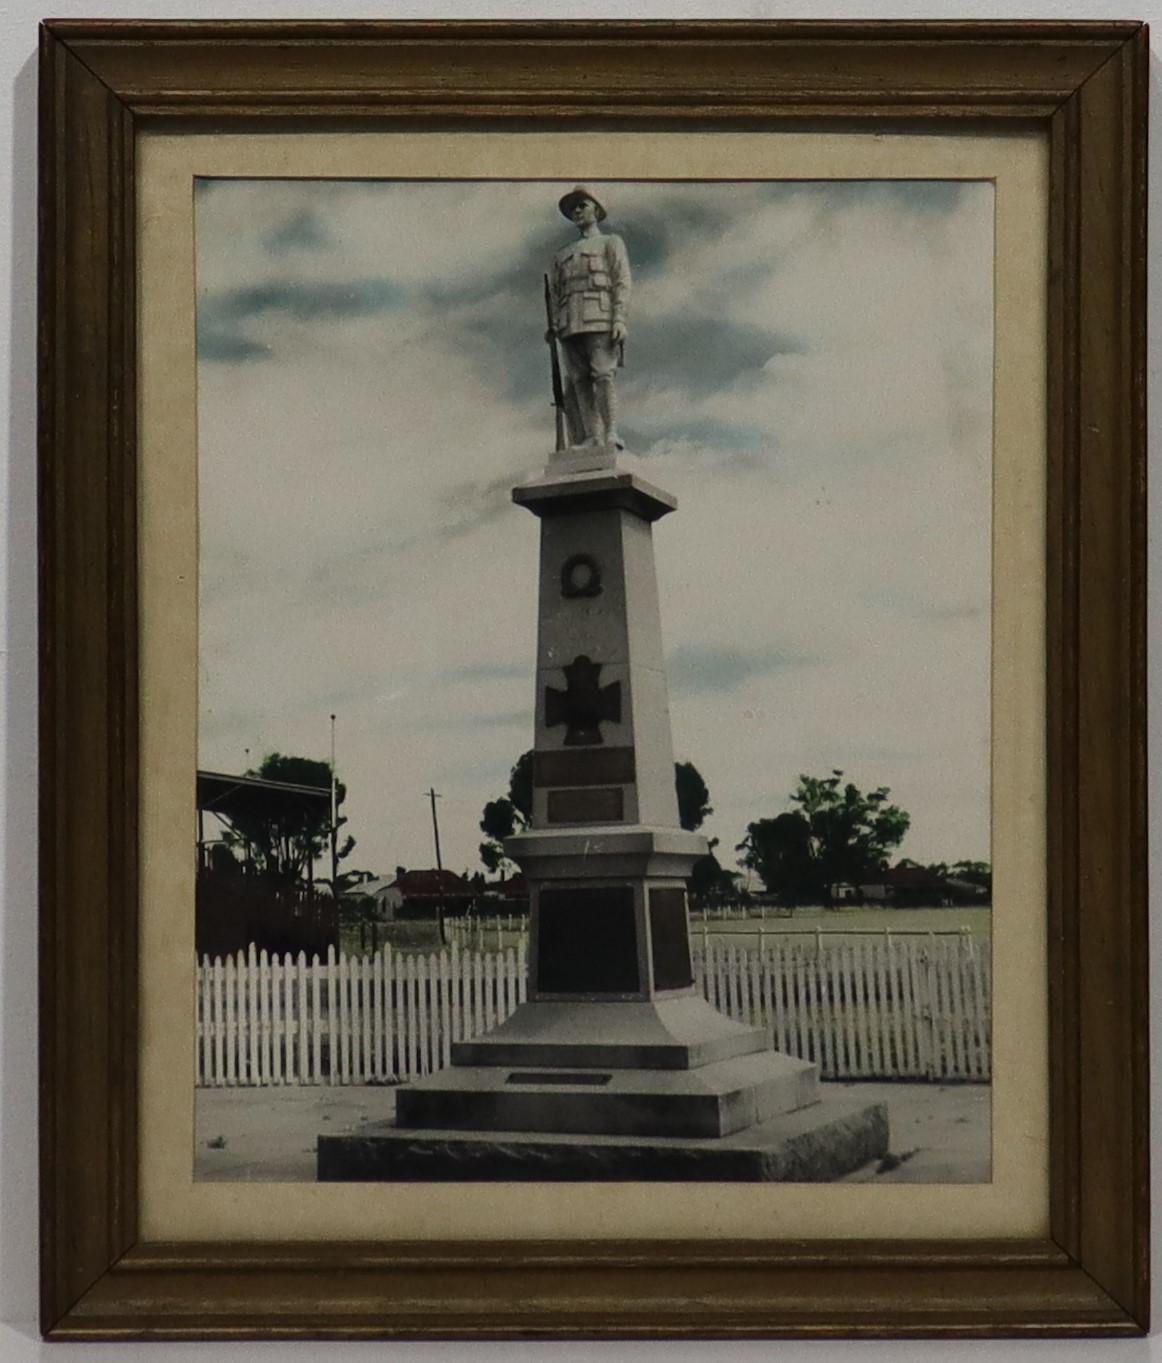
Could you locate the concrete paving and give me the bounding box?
[195,1079,990,1183]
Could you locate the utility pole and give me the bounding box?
[427,787,446,945]
[242,747,252,873]
[329,714,339,894]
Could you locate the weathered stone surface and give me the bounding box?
[649,887,693,990]
[451,996,773,1070]
[317,1097,890,1183]
[394,1048,819,1139]
[547,445,641,477]
[506,826,708,883]
[525,493,679,830]
[513,468,677,523]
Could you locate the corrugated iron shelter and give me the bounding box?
[197,769,330,838]
[196,769,337,956]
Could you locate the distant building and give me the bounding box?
[942,876,991,906]
[858,864,986,908]
[475,874,529,915]
[338,875,399,919]
[379,867,475,919]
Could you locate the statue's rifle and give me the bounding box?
[543,274,566,452]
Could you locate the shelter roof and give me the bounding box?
[196,769,330,825]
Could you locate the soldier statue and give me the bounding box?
[545,186,631,450]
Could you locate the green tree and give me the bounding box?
[479,797,520,876]
[479,752,714,872]
[689,837,740,908]
[674,759,712,831]
[508,749,534,824]
[478,751,535,876]
[221,752,355,886]
[735,811,818,904]
[737,771,910,905]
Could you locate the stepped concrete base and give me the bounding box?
[317,1095,889,1182]
[451,996,772,1070]
[396,1049,818,1139]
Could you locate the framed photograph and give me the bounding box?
[39,20,1147,1339]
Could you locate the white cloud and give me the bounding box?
[198,179,993,876]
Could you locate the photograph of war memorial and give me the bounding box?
[193,178,993,1183]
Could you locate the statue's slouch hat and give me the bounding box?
[558,185,607,221]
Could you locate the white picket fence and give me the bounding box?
[196,935,990,1088]
[694,936,991,1083]
[445,914,529,952]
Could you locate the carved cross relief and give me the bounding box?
[544,654,621,746]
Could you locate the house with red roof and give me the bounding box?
[378,867,474,920]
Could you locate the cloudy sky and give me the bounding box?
[195,178,993,881]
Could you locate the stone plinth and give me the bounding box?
[451,995,773,1069]
[317,450,890,1184]
[395,1048,818,1140]
[318,1096,890,1183]
[514,469,684,834]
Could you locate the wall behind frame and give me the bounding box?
[1,1,1157,1361]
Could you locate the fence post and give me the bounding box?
[224,954,237,1086]
[325,944,337,1085]
[296,950,308,1084]
[361,952,373,1084]
[246,943,259,1085]
[925,932,939,1080]
[439,947,452,1070]
[383,944,396,1081]
[195,956,207,1086]
[270,951,283,1085]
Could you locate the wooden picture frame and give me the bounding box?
[38,20,1147,1339]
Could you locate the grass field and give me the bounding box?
[694,905,991,942]
[339,905,991,958]
[339,918,527,958]
[339,920,446,957]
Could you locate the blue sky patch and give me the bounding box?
[668,644,815,696]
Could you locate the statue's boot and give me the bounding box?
[595,375,624,450]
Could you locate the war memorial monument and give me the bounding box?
[318,188,890,1181]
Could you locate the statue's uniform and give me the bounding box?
[550,232,631,447]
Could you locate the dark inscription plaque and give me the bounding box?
[547,787,624,824]
[649,887,694,990]
[534,746,636,788]
[505,1072,612,1086]
[536,886,639,994]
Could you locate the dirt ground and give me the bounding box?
[194,1080,990,1184]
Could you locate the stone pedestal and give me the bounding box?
[318,1097,890,1183]
[318,449,889,1182]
